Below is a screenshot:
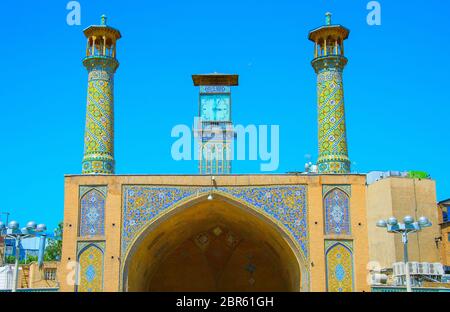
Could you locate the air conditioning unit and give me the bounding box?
[431,263,444,276]
[408,262,419,275]
[428,262,436,275]
[0,265,13,290]
[393,262,405,276]
[418,262,430,275]
[437,263,445,275]
[369,273,388,285]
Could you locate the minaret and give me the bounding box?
[81,15,121,174]
[309,13,351,174]
[192,74,238,174]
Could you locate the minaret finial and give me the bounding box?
[325,12,332,26]
[101,14,107,26]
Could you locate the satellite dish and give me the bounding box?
[305,163,310,172]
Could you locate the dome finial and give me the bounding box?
[101,14,107,26]
[325,12,332,26]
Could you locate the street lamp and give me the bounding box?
[0,212,10,225]
[376,215,432,292]
[0,212,10,265]
[0,220,47,292]
[207,175,216,201]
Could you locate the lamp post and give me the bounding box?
[207,175,216,201]
[0,212,10,264]
[376,215,432,292]
[0,220,47,292]
[0,212,10,224]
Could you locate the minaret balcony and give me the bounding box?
[82,55,119,72]
[83,54,117,61]
[311,55,348,73]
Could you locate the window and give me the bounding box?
[44,268,57,281]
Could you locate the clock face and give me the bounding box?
[215,96,230,121]
[200,96,214,121]
[200,94,230,121]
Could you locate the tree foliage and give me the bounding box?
[44,222,63,261]
[5,254,38,265]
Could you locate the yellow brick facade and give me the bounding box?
[437,200,450,266]
[366,177,441,268]
[60,174,370,292]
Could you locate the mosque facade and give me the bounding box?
[59,14,440,292]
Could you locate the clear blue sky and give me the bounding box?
[0,0,448,231]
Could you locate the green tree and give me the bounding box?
[24,255,38,264]
[6,255,15,264]
[44,222,63,261]
[5,255,37,264]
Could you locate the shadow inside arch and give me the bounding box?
[121,192,309,292]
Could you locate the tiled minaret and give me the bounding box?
[81,16,121,174]
[309,13,351,174]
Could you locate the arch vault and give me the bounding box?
[121,192,309,291]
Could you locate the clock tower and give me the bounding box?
[192,73,238,174]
